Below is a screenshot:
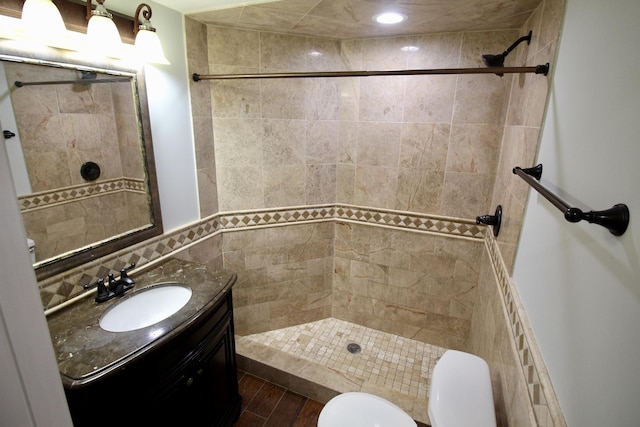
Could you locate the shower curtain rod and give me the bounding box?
[14,78,130,87]
[193,63,549,81]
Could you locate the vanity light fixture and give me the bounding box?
[20,0,66,42]
[373,12,407,25]
[133,3,170,65]
[86,0,123,58]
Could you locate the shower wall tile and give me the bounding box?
[261,79,307,119]
[356,122,401,167]
[304,78,341,120]
[452,74,511,125]
[353,165,398,209]
[403,75,457,124]
[459,31,520,68]
[306,164,337,205]
[523,42,556,127]
[358,76,406,122]
[395,169,444,213]
[305,120,339,164]
[187,17,219,218]
[197,167,219,217]
[307,38,346,72]
[336,164,355,202]
[207,26,260,67]
[264,165,306,207]
[491,0,565,273]
[441,171,493,219]
[205,25,514,218]
[188,58,212,118]
[395,123,449,213]
[333,221,483,349]
[213,118,263,166]
[263,119,306,165]
[537,0,566,55]
[217,165,264,211]
[407,33,462,69]
[193,116,215,166]
[399,123,450,170]
[260,32,309,71]
[469,232,566,427]
[337,121,358,164]
[185,15,208,62]
[447,124,502,174]
[225,222,334,335]
[207,65,262,119]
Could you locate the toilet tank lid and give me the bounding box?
[428,350,496,427]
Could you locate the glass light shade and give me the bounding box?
[20,0,66,41]
[134,28,170,65]
[373,12,407,24]
[87,13,123,58]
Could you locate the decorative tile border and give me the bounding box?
[39,204,484,310]
[19,177,146,212]
[219,205,336,229]
[484,231,566,427]
[335,205,484,238]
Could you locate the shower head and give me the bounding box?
[482,31,533,75]
[481,54,506,68]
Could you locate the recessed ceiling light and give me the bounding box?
[373,12,407,25]
[401,46,420,52]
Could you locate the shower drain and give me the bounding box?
[347,343,361,354]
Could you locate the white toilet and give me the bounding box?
[317,349,496,427]
[26,238,35,264]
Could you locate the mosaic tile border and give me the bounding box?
[484,231,566,427]
[335,205,484,239]
[19,177,146,212]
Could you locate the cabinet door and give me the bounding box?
[191,314,240,426]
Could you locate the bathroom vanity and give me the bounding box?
[46,258,241,427]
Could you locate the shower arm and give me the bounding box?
[192,64,549,81]
[501,31,533,58]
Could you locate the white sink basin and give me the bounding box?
[99,283,192,332]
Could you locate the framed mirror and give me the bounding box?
[0,54,162,280]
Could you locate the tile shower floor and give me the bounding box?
[236,318,447,424]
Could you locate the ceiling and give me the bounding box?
[160,0,542,40]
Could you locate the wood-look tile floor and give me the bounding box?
[233,370,430,427]
[234,371,324,427]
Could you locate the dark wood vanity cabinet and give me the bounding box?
[64,291,241,427]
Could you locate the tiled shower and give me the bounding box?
[183,0,564,424]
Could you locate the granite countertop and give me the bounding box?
[46,258,236,389]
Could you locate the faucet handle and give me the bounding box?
[107,273,117,292]
[120,268,135,289]
[95,279,114,303]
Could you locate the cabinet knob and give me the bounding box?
[186,377,194,387]
[196,368,204,377]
